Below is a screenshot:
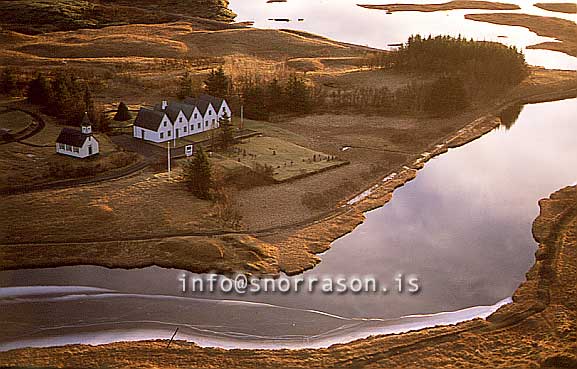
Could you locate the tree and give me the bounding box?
[424,75,468,116]
[113,101,132,121]
[285,75,312,113]
[0,68,18,96]
[27,73,52,105]
[219,113,234,150]
[204,66,230,97]
[177,71,195,99]
[265,78,284,115]
[183,146,212,199]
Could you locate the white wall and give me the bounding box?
[55,135,99,158]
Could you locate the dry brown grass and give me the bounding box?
[534,2,577,14]
[359,1,520,13]
[465,13,577,57]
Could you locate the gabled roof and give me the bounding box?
[134,108,166,131]
[198,94,224,109]
[183,97,212,115]
[56,128,89,147]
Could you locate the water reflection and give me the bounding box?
[499,103,524,129]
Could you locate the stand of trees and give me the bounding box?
[367,35,528,89]
[237,74,314,120]
[26,72,107,130]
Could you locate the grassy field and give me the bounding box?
[0,107,127,189]
[465,13,577,57]
[0,110,33,133]
[229,136,346,182]
[534,2,577,14]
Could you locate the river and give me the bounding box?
[1,98,576,351]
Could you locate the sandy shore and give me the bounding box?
[2,181,575,367]
[534,2,577,14]
[465,13,577,57]
[358,1,520,13]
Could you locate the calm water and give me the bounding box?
[229,0,577,70]
[1,98,576,350]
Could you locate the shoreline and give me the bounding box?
[358,1,520,13]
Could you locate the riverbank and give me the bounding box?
[2,182,575,368]
[358,1,519,13]
[465,13,577,57]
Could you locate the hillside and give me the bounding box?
[0,0,236,34]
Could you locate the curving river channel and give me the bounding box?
[1,97,576,351]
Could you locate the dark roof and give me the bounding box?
[134,108,165,131]
[183,97,212,115]
[81,112,91,126]
[198,94,224,109]
[56,128,89,147]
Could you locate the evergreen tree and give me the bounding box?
[219,113,234,150]
[177,71,195,99]
[265,78,284,114]
[424,75,468,116]
[26,73,51,105]
[183,146,212,199]
[285,75,312,113]
[242,82,268,120]
[0,68,18,96]
[204,66,230,97]
[113,101,132,121]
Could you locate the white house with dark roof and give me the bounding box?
[133,94,231,143]
[55,113,99,158]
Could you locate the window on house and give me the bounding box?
[73,147,79,153]
[190,125,193,131]
[179,117,183,123]
[197,123,201,129]
[184,126,187,133]
[164,122,167,127]
[212,119,216,124]
[205,121,208,127]
[65,145,70,151]
[59,143,64,150]
[160,132,164,139]
[168,131,171,137]
[194,113,198,119]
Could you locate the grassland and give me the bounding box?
[534,2,577,14]
[0,0,236,34]
[465,13,577,57]
[358,1,520,13]
[0,110,33,133]
[227,136,346,182]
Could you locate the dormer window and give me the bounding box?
[164,122,167,127]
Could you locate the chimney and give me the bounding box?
[161,100,168,110]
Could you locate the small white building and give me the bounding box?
[55,113,99,158]
[133,94,231,143]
